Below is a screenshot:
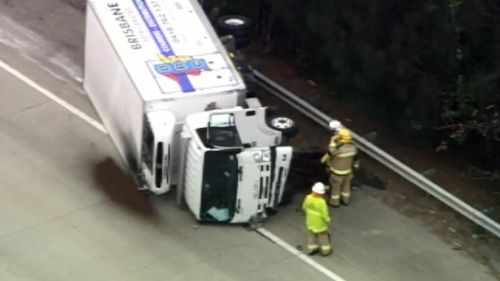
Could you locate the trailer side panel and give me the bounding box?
[84,4,144,174]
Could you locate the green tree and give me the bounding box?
[221,0,500,170]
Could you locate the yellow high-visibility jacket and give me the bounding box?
[302,194,330,233]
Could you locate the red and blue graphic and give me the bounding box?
[132,0,201,92]
[153,56,210,84]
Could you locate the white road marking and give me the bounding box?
[0,16,83,84]
[0,59,105,133]
[0,59,347,281]
[257,228,346,281]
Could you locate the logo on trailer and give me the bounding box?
[154,55,211,84]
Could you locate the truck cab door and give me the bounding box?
[141,111,176,194]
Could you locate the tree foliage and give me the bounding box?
[211,0,500,170]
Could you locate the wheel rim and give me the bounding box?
[271,117,294,129]
[225,18,245,26]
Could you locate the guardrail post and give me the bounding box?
[363,132,377,143]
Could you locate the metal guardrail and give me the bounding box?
[253,69,500,238]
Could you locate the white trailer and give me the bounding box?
[84,0,295,223]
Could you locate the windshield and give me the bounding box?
[200,149,241,222]
[196,113,242,148]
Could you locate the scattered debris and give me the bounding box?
[472,234,481,240]
[421,169,436,181]
[307,95,324,110]
[448,227,457,233]
[411,124,423,130]
[307,80,317,86]
[452,241,462,250]
[482,207,496,219]
[466,166,500,181]
[353,169,386,190]
[363,131,378,143]
[435,141,448,152]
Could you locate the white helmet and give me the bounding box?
[329,120,342,131]
[312,182,326,194]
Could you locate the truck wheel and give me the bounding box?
[217,15,252,49]
[267,115,299,138]
[217,15,251,37]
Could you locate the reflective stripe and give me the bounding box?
[336,151,356,158]
[320,245,332,255]
[341,192,350,197]
[330,167,352,175]
[330,195,340,199]
[307,209,322,216]
[321,154,330,164]
[307,245,319,250]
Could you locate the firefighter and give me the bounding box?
[322,128,358,207]
[302,182,332,256]
[327,120,343,149]
[321,120,343,169]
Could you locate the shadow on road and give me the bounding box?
[92,158,159,219]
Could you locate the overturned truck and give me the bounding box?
[84,0,296,223]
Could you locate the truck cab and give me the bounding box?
[179,107,292,223]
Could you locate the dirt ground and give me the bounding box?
[244,46,500,279]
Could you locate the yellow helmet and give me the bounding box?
[338,128,352,143]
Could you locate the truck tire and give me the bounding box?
[266,115,299,138]
[217,15,252,49]
[217,15,252,38]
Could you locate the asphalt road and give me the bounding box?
[0,67,335,281]
[0,0,497,280]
